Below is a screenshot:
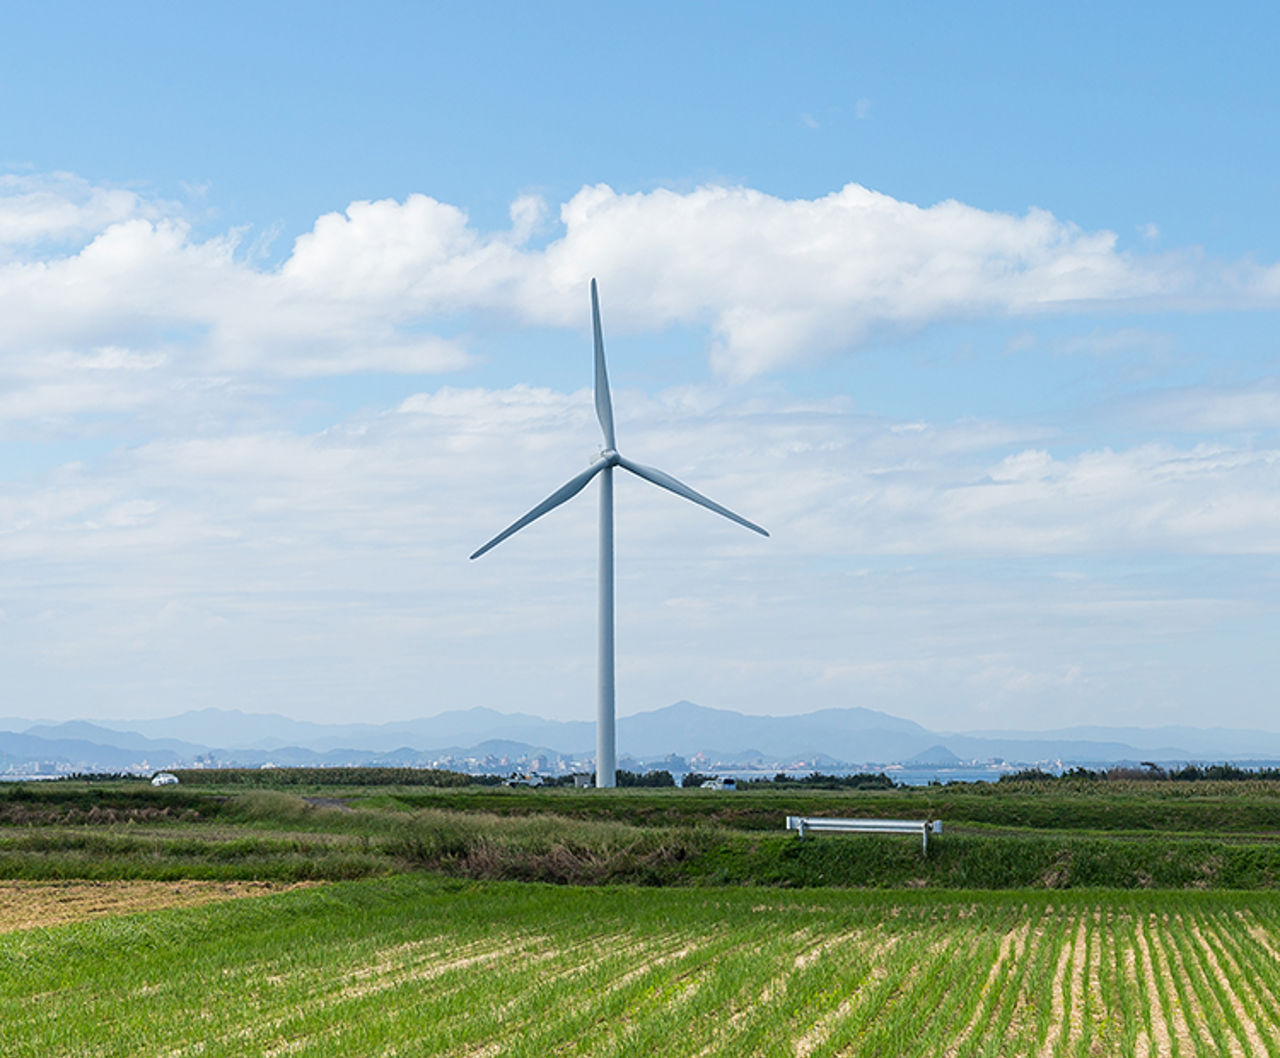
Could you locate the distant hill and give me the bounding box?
[22,721,208,759]
[89,707,596,755]
[618,700,934,762]
[7,700,1280,776]
[0,731,179,771]
[909,745,963,765]
[954,724,1280,759]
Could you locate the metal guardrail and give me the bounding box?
[785,816,942,854]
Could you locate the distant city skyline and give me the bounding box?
[2,3,1279,732]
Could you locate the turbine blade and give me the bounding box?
[591,279,617,450]
[470,457,610,559]
[616,454,769,537]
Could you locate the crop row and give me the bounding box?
[5,879,1280,1056]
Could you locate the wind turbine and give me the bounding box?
[470,279,769,788]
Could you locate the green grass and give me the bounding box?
[9,778,1280,1054]
[6,878,1280,1056]
[368,779,1280,834]
[7,778,1280,889]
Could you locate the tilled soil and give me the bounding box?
[0,879,318,933]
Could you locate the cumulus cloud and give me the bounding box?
[4,172,1268,397]
[273,182,1245,378]
[537,183,1181,377]
[0,172,160,252]
[0,182,474,386]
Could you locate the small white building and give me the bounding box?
[151,772,180,786]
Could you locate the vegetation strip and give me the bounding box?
[11,779,1280,889]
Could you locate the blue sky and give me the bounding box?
[2,2,1279,734]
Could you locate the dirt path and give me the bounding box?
[0,879,317,933]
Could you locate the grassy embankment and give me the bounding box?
[4,774,1280,889]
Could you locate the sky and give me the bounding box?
[2,2,1279,734]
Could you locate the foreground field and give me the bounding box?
[4,877,1280,1057]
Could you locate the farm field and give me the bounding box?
[4,876,1280,1057]
[7,776,1280,1054]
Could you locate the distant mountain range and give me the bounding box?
[6,700,1280,776]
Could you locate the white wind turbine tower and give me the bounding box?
[471,279,769,788]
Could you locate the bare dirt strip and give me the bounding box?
[1132,915,1174,1057]
[0,879,317,933]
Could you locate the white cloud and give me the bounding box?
[508,193,548,244]
[536,183,1181,378]
[924,443,1280,555]
[0,172,159,252]
[0,184,473,384]
[8,383,1280,578]
[3,376,1279,727]
[5,173,1280,729]
[1058,327,1174,357]
[1137,382,1280,432]
[3,172,1271,399]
